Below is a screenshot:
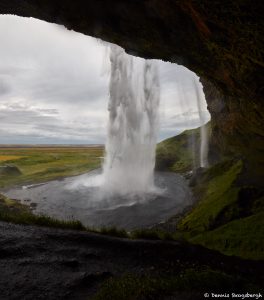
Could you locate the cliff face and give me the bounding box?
[203,78,264,187]
[0,0,263,183]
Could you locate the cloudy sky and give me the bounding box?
[0,15,210,144]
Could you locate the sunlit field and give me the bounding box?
[0,155,24,162]
[0,146,104,188]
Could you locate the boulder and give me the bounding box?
[0,165,22,176]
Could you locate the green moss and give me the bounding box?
[0,165,22,176]
[0,210,86,230]
[92,268,260,300]
[174,158,264,260]
[178,160,243,234]
[131,228,174,240]
[0,193,31,213]
[0,194,86,230]
[252,196,264,214]
[191,212,264,260]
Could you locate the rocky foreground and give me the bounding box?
[0,221,263,300]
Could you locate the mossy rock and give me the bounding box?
[0,165,22,176]
[178,160,243,233]
[190,212,264,260]
[176,158,264,260]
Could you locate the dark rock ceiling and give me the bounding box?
[0,0,263,184]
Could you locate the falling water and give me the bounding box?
[102,45,160,196]
[175,79,199,170]
[193,77,209,168]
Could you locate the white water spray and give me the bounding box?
[193,77,209,168]
[102,45,160,196]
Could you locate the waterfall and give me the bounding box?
[176,80,199,170]
[102,45,160,196]
[193,77,209,168]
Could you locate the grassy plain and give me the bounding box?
[0,146,104,188]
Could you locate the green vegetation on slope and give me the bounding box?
[156,127,263,260]
[156,123,211,173]
[176,159,264,260]
[178,160,242,234]
[156,127,199,173]
[92,268,261,300]
[191,212,264,261]
[0,193,86,230]
[0,146,103,188]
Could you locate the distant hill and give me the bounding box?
[155,126,203,173]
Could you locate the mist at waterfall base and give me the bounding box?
[76,44,209,197]
[70,44,161,203]
[4,45,209,229]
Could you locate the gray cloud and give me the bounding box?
[0,105,105,144]
[0,110,56,124]
[0,15,210,144]
[0,79,10,95]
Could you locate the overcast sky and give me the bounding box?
[0,15,210,144]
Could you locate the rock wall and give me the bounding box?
[1,0,263,183]
[202,78,264,186]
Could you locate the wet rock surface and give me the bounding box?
[0,221,263,300]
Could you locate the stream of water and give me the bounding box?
[101,44,160,196]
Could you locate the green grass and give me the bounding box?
[155,126,200,173]
[0,146,103,188]
[0,193,132,236]
[131,228,174,240]
[175,159,264,260]
[155,123,211,173]
[191,212,264,260]
[178,160,243,234]
[91,268,261,300]
[0,193,86,230]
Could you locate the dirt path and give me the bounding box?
[0,221,263,300]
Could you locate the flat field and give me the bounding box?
[0,146,104,188]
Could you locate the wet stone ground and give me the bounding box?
[0,221,263,300]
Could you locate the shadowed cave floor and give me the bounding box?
[0,221,263,300]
